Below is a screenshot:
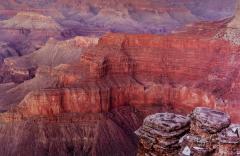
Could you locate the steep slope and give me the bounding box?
[0,32,240,155]
[215,0,240,45]
[0,42,19,64]
[0,36,98,83]
[0,1,238,156]
[2,32,240,118]
[0,107,143,156]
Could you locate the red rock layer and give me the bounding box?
[0,106,143,156]
[0,32,240,155]
[2,33,240,121]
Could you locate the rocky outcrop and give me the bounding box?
[135,113,190,156]
[217,124,240,155]
[179,107,231,155]
[136,107,239,156]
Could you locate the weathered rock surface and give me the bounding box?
[0,1,239,155]
[0,36,98,83]
[215,0,240,45]
[0,12,62,30]
[0,106,143,156]
[4,32,240,119]
[136,107,239,156]
[0,30,240,155]
[190,107,231,135]
[0,0,235,35]
[217,124,240,155]
[135,113,190,156]
[179,107,231,156]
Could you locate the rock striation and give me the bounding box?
[135,113,190,156]
[0,12,62,30]
[136,107,239,156]
[179,107,231,155]
[0,1,239,156]
[0,0,235,35]
[0,106,143,156]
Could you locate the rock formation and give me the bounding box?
[0,0,235,35]
[0,106,143,156]
[0,36,98,83]
[0,30,240,154]
[135,113,190,156]
[179,107,231,155]
[0,0,238,156]
[136,107,239,156]
[0,12,62,30]
[217,124,240,155]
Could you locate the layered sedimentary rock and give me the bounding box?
[179,107,231,155]
[135,113,190,156]
[0,1,239,155]
[0,106,143,156]
[2,32,240,119]
[0,30,240,155]
[136,107,239,156]
[0,12,62,30]
[190,107,231,135]
[1,36,98,83]
[0,0,235,35]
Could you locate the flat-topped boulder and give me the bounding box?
[143,113,191,132]
[191,107,231,134]
[135,113,190,156]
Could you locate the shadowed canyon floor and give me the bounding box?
[0,0,240,156]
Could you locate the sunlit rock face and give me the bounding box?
[0,0,239,156]
[0,31,240,155]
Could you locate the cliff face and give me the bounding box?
[0,31,239,154]
[77,33,240,121]
[0,107,143,156]
[2,33,240,117]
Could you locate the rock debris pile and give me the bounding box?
[136,107,240,156]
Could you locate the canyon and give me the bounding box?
[0,0,239,156]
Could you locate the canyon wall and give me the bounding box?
[2,33,240,122]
